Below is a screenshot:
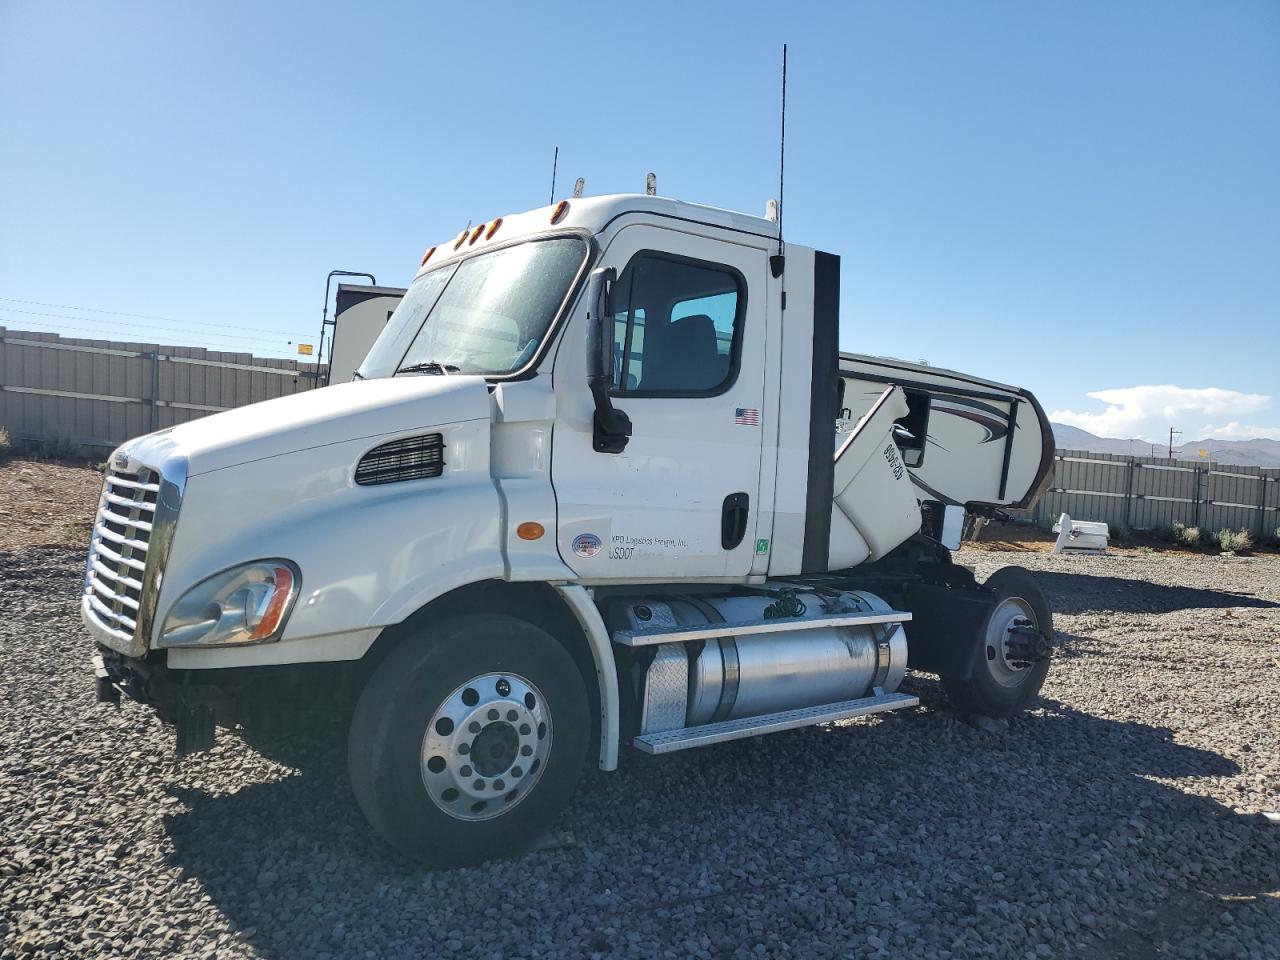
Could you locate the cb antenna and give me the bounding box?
[550,145,559,205]
[771,43,787,279]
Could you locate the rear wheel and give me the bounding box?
[348,613,590,866]
[942,566,1053,718]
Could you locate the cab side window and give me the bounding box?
[610,253,743,395]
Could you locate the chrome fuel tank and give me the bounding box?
[613,589,908,732]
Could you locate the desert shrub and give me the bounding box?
[1109,522,1133,543]
[0,425,9,457]
[22,434,91,462]
[1215,528,1252,553]
[1171,523,1203,548]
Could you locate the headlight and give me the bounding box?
[159,560,299,648]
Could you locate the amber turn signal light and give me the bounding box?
[516,522,545,541]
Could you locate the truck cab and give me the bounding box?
[85,194,1055,866]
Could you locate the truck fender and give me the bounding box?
[553,584,620,771]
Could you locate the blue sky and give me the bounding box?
[2,1,1277,441]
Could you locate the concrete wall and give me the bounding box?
[1030,449,1279,538]
[0,327,320,451]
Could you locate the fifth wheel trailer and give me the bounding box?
[84,192,1057,866]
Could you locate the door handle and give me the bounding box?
[721,492,750,550]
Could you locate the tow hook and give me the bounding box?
[93,655,122,708]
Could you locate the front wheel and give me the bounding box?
[941,566,1053,718]
[348,613,590,866]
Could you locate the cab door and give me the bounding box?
[551,223,769,580]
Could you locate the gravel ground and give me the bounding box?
[2,546,1278,959]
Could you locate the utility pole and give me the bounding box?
[1168,427,1181,461]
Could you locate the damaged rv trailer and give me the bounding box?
[839,353,1054,544]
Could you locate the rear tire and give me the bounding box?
[942,566,1052,718]
[348,613,590,866]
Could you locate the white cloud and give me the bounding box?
[1050,385,1276,441]
[1199,421,1280,441]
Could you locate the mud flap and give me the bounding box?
[902,581,996,680]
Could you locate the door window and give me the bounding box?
[610,253,744,396]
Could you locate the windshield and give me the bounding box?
[357,236,588,379]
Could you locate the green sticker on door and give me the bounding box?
[755,538,770,555]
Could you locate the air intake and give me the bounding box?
[355,434,445,486]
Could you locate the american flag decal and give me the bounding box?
[734,407,760,426]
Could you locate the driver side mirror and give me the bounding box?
[584,266,631,454]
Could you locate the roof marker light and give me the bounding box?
[469,224,485,245]
[453,229,469,251]
[420,245,437,266]
[550,200,569,225]
[485,218,503,240]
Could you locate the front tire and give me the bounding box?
[348,613,590,866]
[942,566,1053,718]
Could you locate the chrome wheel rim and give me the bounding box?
[984,597,1039,687]
[420,672,552,821]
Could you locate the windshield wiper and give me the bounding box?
[397,361,461,376]
[351,370,366,381]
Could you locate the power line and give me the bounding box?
[0,296,312,338]
[0,307,309,346]
[0,314,303,350]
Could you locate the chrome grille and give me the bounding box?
[86,466,160,643]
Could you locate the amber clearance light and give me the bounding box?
[516,522,545,541]
[420,245,437,267]
[485,217,504,239]
[550,200,569,224]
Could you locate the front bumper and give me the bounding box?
[93,646,223,754]
[92,644,360,756]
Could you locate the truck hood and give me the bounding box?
[146,375,491,476]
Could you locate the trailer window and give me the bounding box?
[895,389,931,467]
[610,253,744,396]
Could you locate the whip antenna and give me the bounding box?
[550,146,559,204]
[771,44,788,279]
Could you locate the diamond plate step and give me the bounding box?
[633,691,919,755]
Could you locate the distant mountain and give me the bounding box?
[1173,437,1280,469]
[1051,423,1280,469]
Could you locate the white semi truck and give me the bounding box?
[84,194,1055,866]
